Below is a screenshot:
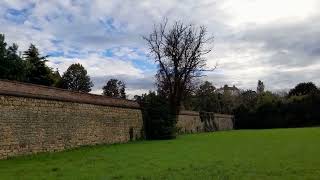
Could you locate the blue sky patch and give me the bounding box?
[5,8,29,24]
[47,51,64,57]
[99,18,116,32]
[51,39,63,45]
[4,3,35,24]
[132,59,156,72]
[31,25,42,31]
[102,49,114,57]
[65,50,87,58]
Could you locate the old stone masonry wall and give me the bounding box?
[0,80,143,159]
[177,111,234,134]
[177,111,203,133]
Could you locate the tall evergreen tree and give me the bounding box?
[0,34,10,79]
[119,82,126,99]
[60,63,93,92]
[0,34,26,81]
[24,44,54,85]
[257,80,265,94]
[51,69,62,87]
[0,34,6,58]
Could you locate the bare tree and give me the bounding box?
[144,19,214,123]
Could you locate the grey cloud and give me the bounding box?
[239,15,320,66]
[1,0,319,93]
[265,69,320,90]
[202,13,320,91]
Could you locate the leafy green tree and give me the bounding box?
[256,91,280,106]
[219,90,237,114]
[60,63,93,92]
[239,90,258,108]
[24,44,54,86]
[102,79,126,98]
[193,81,221,112]
[185,81,242,114]
[197,81,216,95]
[288,82,318,97]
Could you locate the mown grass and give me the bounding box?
[0,127,319,179]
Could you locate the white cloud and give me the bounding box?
[48,54,142,78]
[221,0,319,26]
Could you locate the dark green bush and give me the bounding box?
[137,92,176,140]
[234,91,320,129]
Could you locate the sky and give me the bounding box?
[0,0,319,97]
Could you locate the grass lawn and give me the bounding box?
[0,128,319,179]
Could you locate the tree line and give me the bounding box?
[136,79,320,139]
[180,80,320,129]
[234,82,320,129]
[0,34,127,98]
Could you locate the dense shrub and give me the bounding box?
[136,92,176,140]
[234,91,320,129]
[285,93,320,127]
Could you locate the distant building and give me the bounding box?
[216,85,240,96]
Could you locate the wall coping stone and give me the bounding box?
[0,79,140,109]
[179,111,200,116]
[213,113,234,118]
[179,111,234,118]
[199,111,234,118]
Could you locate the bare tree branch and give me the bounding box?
[144,19,215,116]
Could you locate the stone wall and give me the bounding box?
[177,111,203,133]
[0,80,143,159]
[211,113,234,131]
[177,111,234,134]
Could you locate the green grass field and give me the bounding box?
[0,128,319,179]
